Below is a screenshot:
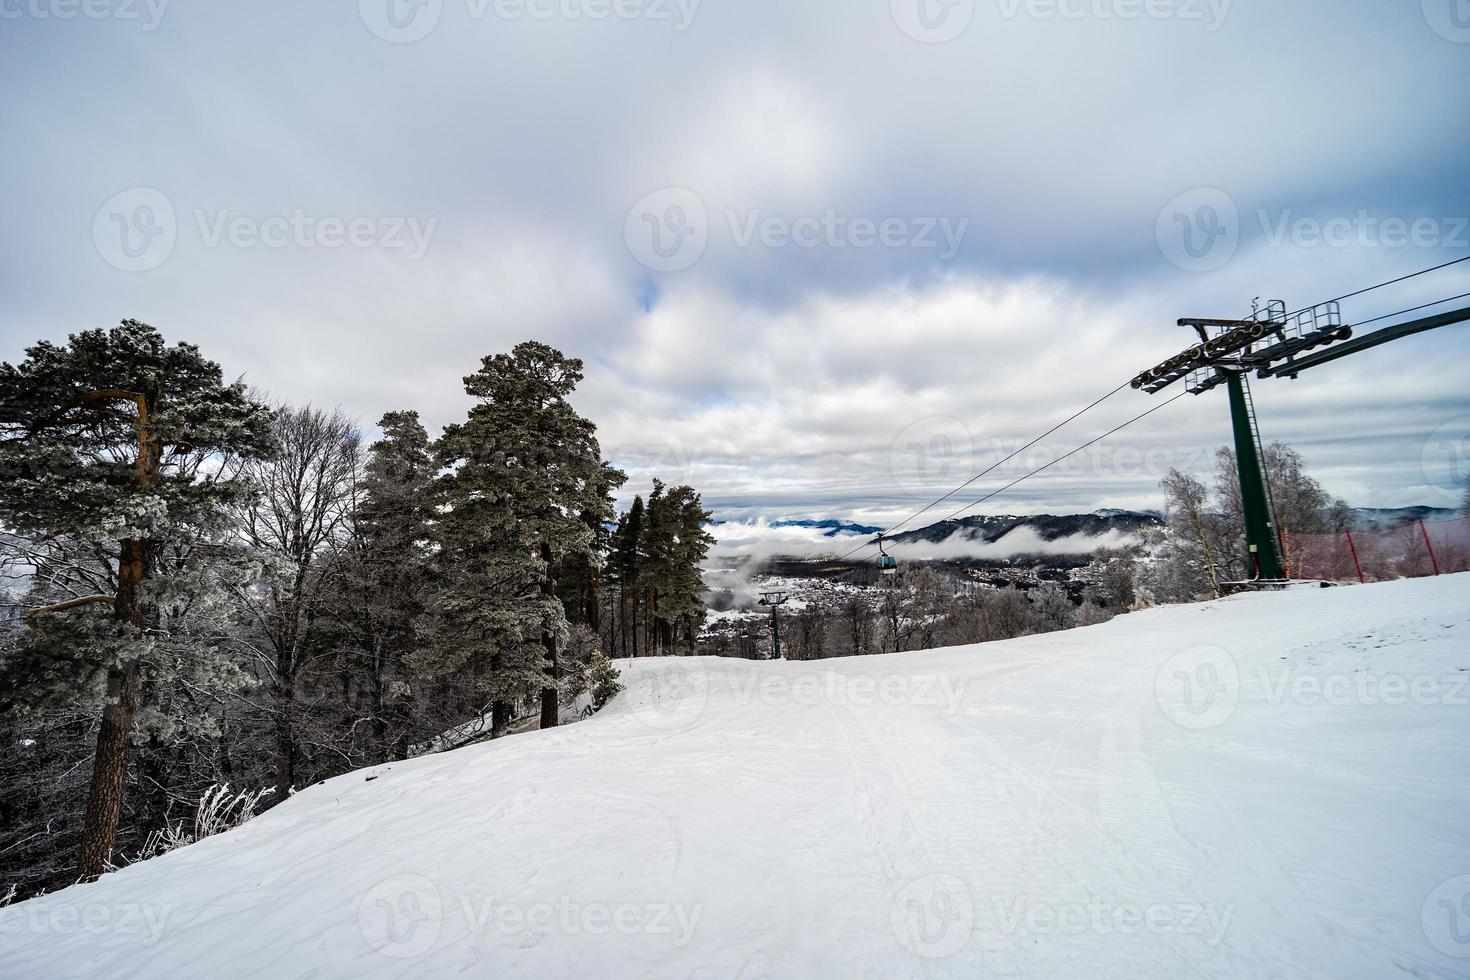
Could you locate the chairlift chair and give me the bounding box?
[876,534,898,576]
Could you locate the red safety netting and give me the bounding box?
[1283,517,1470,583]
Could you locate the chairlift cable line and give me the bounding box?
[839,261,1470,568]
[1279,255,1470,321]
[1347,291,1470,330]
[837,388,1189,564]
[938,391,1191,524]
[833,378,1134,562]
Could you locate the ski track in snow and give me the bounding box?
[2,575,1469,979]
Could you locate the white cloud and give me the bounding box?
[2,0,1466,525]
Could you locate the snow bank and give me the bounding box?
[3,575,1469,978]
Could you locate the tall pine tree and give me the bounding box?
[345,411,435,762]
[0,321,273,879]
[640,481,715,656]
[420,342,614,730]
[607,495,645,657]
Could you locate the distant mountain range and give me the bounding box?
[770,519,886,538]
[1347,507,1458,530]
[879,506,1459,547]
[887,510,1163,548]
[710,506,1462,563]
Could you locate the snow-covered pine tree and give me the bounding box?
[345,411,435,762]
[606,495,645,657]
[0,321,274,880]
[640,481,714,656]
[555,461,625,635]
[422,342,612,730]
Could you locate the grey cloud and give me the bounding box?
[2,0,1467,524]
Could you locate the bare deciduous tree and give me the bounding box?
[234,404,360,798]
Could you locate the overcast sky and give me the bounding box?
[3,0,1468,525]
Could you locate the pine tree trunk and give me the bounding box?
[77,663,136,881]
[539,641,559,729]
[645,588,656,656]
[76,523,153,881]
[370,641,387,764]
[586,565,601,632]
[612,591,622,657]
[539,543,560,729]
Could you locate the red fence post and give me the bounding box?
[1345,529,1366,584]
[1420,521,1441,576]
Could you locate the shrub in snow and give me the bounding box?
[128,784,274,865]
[587,653,624,710]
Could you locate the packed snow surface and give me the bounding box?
[4,575,1469,979]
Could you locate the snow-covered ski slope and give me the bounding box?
[4,575,1469,979]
